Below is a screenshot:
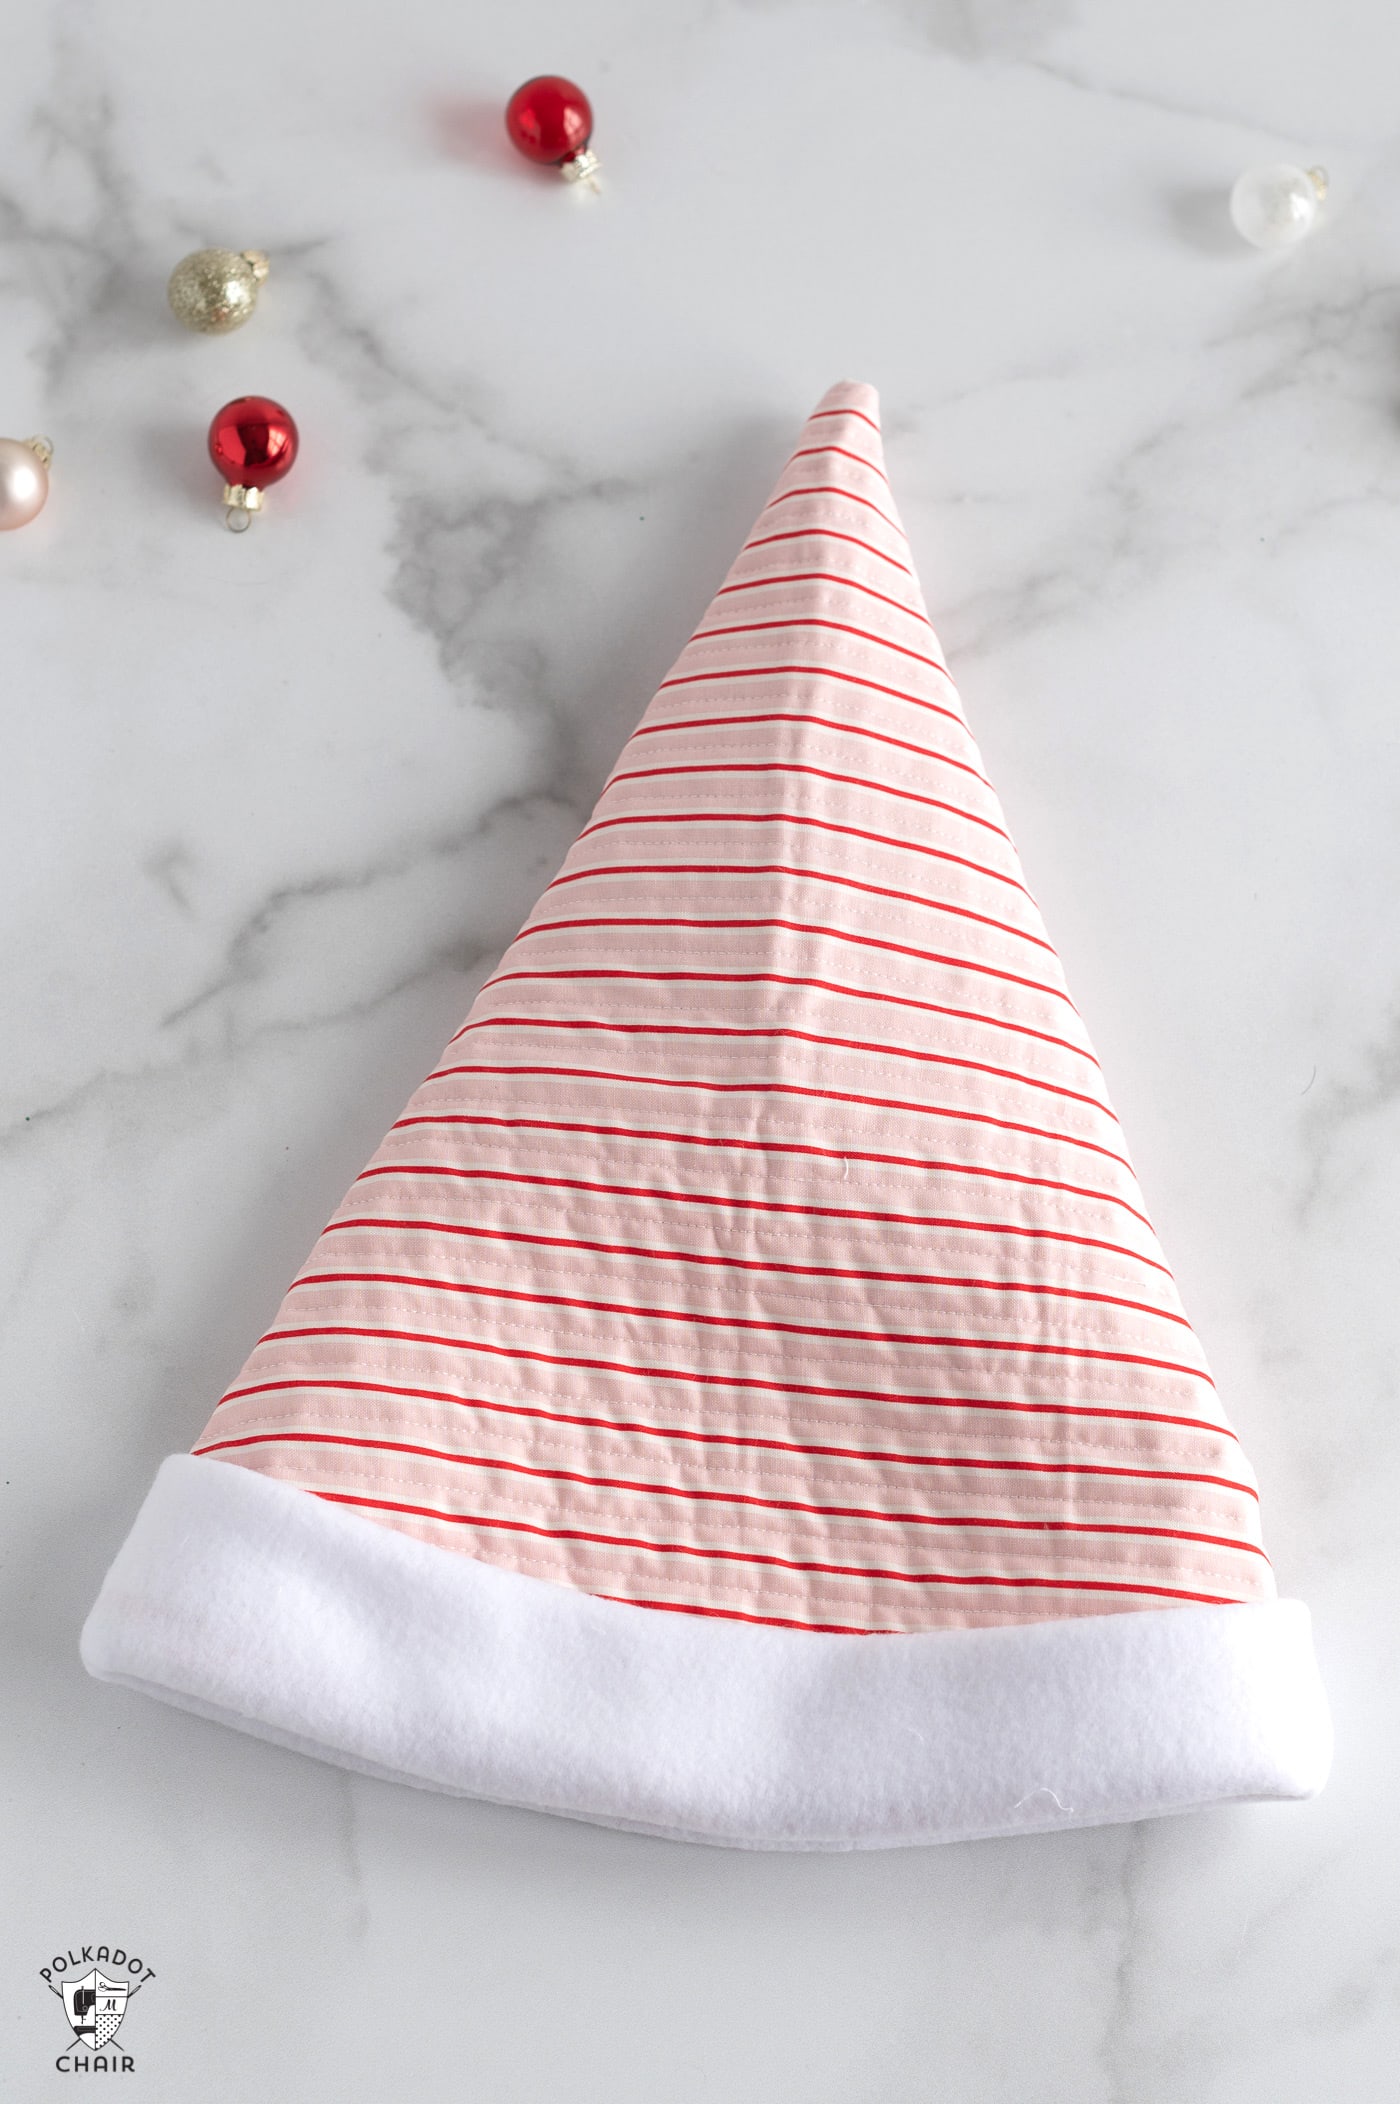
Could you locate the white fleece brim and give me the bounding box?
[81,1455,1331,1850]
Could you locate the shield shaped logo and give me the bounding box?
[62,1970,130,2052]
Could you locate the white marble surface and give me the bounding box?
[3,0,1396,2093]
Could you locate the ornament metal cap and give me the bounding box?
[560,146,601,189]
[168,248,270,335]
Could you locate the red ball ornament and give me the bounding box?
[505,75,599,186]
[208,395,299,531]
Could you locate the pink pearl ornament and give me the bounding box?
[0,435,52,530]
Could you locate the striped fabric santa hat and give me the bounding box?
[83,382,1330,1849]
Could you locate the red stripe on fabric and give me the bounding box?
[253,1319,1249,1448]
[743,527,915,578]
[427,1059,1132,1174]
[452,1015,1114,1120]
[807,405,882,434]
[634,708,985,786]
[687,616,947,679]
[579,805,1032,903]
[598,1593,891,1633]
[788,443,889,482]
[392,1109,1151,1228]
[286,1274,1209,1383]
[505,911,1072,1011]
[654,660,966,734]
[322,1213,1184,1326]
[716,570,926,624]
[355,1161,1172,1281]
[301,1487,1242,1607]
[765,484,907,536]
[606,758,1006,841]
[196,1429,1262,1561]
[219,1370,1236,1455]
[481,966,1098,1075]
[540,856,1056,957]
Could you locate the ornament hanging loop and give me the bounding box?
[222,484,264,532]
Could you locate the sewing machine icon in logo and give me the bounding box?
[61,1971,130,2052]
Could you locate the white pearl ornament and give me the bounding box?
[0,435,52,530]
[1230,164,1328,249]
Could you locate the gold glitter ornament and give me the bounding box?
[167,248,270,334]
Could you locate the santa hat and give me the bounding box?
[82,382,1330,1849]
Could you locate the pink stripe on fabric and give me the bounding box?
[632,710,987,785]
[575,805,1034,901]
[502,914,1073,1009]
[423,1061,1134,1175]
[742,526,917,579]
[763,484,909,538]
[687,616,950,678]
[450,1014,1115,1119]
[807,403,882,434]
[475,966,1099,1070]
[788,443,890,478]
[216,1372,1235,1453]
[279,1272,1210,1382]
[248,1321,1237,1449]
[390,1107,1153,1230]
[318,1215,1182,1326]
[195,1430,1265,1565]
[652,663,967,735]
[603,759,1008,842]
[271,1486,1249,1617]
[538,858,1057,957]
[714,571,930,624]
[350,1161,1172,1279]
